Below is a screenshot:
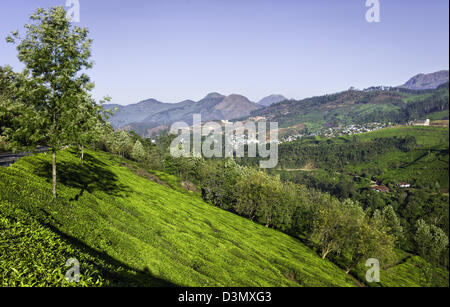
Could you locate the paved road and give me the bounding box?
[0,147,50,167]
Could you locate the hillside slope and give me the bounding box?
[400,70,449,90]
[249,83,449,131]
[275,126,449,190]
[104,99,188,129]
[347,126,449,190]
[258,95,288,107]
[0,149,356,287]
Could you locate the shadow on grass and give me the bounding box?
[45,222,177,287]
[34,152,131,199]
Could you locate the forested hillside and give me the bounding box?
[254,126,450,275]
[249,83,449,132]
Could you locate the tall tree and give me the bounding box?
[6,7,95,197]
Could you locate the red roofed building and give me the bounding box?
[372,185,390,193]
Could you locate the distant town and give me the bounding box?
[281,122,392,142]
[280,119,433,143]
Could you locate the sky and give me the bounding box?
[0,0,449,105]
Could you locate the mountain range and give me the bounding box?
[105,70,449,136]
[105,93,265,135]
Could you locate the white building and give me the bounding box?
[413,119,430,126]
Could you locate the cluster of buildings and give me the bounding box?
[247,116,267,122]
[281,122,390,142]
[321,123,390,138]
[371,182,411,193]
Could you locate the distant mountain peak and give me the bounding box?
[227,94,251,100]
[203,92,225,100]
[214,94,261,119]
[258,94,288,107]
[400,70,449,90]
[137,98,163,105]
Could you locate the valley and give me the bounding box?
[0,3,448,290]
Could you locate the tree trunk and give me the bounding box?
[345,264,355,274]
[321,249,330,259]
[81,145,84,164]
[52,148,57,197]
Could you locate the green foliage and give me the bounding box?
[0,149,357,287]
[250,83,449,132]
[339,127,449,205]
[414,220,449,266]
[234,167,284,225]
[131,140,147,162]
[160,151,399,275]
[199,159,240,210]
[101,130,133,158]
[273,126,448,262]
[1,200,104,287]
[374,206,404,247]
[275,135,418,171]
[378,255,448,287]
[310,198,363,260]
[344,211,396,274]
[5,6,94,150]
[0,66,44,151]
[3,6,104,196]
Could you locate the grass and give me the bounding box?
[353,126,449,146]
[0,148,357,287]
[379,256,449,287]
[346,126,449,189]
[352,252,449,287]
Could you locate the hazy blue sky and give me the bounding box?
[1,0,449,105]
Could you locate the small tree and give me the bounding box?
[415,219,449,265]
[415,219,432,258]
[310,198,362,259]
[0,66,43,151]
[131,140,147,162]
[67,95,110,163]
[345,213,396,274]
[6,7,95,197]
[113,131,133,158]
[234,168,281,222]
[373,206,404,247]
